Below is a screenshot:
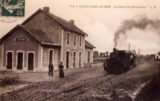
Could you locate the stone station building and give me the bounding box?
[0,7,95,72]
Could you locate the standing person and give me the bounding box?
[48,63,54,77]
[59,62,64,78]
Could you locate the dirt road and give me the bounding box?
[0,61,159,101]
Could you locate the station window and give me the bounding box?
[80,37,82,46]
[74,35,76,46]
[67,33,70,45]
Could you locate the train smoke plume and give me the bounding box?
[114,16,160,48]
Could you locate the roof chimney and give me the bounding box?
[43,7,50,13]
[69,20,74,25]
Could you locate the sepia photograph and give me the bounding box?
[0,0,160,101]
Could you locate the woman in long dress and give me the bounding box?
[59,62,64,78]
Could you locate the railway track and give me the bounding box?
[7,61,158,101]
[1,67,115,101]
[16,74,113,101]
[42,74,115,101]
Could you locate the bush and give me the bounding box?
[0,77,19,87]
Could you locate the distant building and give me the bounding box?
[93,51,99,58]
[0,7,95,72]
[100,52,106,57]
[155,52,160,60]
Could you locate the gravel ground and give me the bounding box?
[78,61,159,101]
[0,61,159,101]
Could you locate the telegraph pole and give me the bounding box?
[128,43,130,53]
[138,48,140,62]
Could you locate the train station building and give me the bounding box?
[0,7,95,72]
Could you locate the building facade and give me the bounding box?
[0,7,94,72]
[85,40,95,64]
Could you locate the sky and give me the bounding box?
[0,0,160,55]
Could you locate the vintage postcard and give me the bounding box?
[0,0,160,101]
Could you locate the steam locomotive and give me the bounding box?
[104,48,136,74]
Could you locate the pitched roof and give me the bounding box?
[85,40,95,49]
[20,25,54,44]
[0,25,61,48]
[22,8,88,36]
